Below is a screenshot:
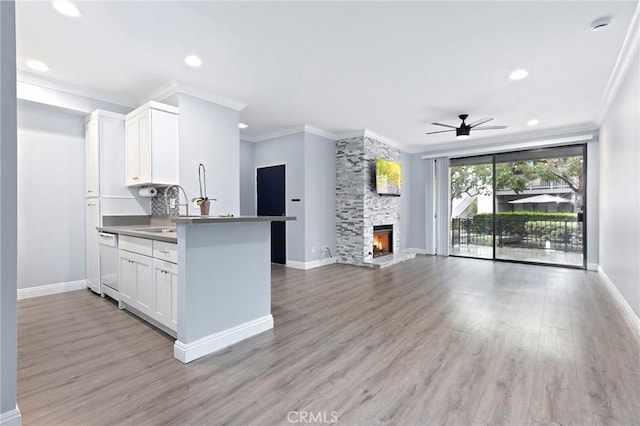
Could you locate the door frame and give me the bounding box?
[255,162,288,264]
[447,144,587,269]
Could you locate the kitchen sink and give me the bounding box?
[134,227,177,233]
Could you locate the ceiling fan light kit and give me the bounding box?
[456,126,470,140]
[426,113,507,140]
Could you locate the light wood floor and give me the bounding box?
[17,256,640,425]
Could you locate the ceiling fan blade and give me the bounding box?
[431,122,458,129]
[469,117,493,127]
[472,125,508,130]
[425,129,455,135]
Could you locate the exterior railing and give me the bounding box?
[496,178,570,192]
[451,217,582,252]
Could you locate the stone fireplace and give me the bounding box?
[373,225,393,257]
[336,135,401,266]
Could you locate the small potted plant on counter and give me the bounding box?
[192,163,216,216]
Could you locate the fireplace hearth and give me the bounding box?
[373,225,393,258]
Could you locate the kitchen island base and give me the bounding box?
[172,216,293,363]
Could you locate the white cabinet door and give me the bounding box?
[153,258,178,331]
[119,249,153,317]
[125,116,140,186]
[85,118,100,197]
[119,252,136,303]
[86,200,100,294]
[137,110,152,184]
[98,115,128,198]
[125,103,177,187]
[125,110,152,186]
[134,252,153,316]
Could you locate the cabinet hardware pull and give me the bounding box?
[159,250,169,254]
[133,177,139,180]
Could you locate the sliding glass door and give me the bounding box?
[449,145,586,268]
[449,155,494,260]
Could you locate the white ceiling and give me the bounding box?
[16,1,638,151]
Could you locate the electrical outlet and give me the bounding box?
[312,246,316,254]
[169,199,177,208]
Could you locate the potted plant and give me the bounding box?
[192,163,216,216]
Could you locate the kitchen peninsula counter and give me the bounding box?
[172,215,295,363]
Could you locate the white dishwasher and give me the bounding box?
[98,232,119,301]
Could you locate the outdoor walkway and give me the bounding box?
[451,244,583,267]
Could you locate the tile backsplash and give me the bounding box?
[151,186,180,216]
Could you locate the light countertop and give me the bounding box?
[98,216,296,243]
[97,224,178,243]
[171,216,296,224]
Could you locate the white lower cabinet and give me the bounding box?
[119,235,178,333]
[119,252,136,304]
[86,200,101,294]
[119,250,153,317]
[153,258,178,332]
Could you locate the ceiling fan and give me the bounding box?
[426,114,507,140]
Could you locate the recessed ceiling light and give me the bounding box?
[590,17,612,32]
[509,69,528,81]
[527,119,540,126]
[26,60,49,72]
[238,123,248,129]
[184,55,202,67]
[53,1,81,17]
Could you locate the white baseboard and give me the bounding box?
[174,314,274,363]
[17,279,87,300]
[587,262,599,271]
[598,266,640,339]
[405,248,430,255]
[286,257,337,270]
[0,407,21,426]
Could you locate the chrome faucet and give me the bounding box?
[164,185,190,217]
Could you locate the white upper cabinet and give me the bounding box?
[125,101,178,187]
[85,118,100,197]
[85,110,128,198]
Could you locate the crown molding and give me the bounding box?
[241,125,307,142]
[303,125,337,140]
[244,125,413,152]
[141,80,247,112]
[420,127,596,159]
[598,2,640,124]
[363,129,410,152]
[17,71,138,108]
[334,130,366,141]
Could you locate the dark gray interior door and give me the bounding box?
[257,165,286,264]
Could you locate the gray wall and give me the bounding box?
[252,132,306,263]
[1,0,18,418]
[304,132,336,262]
[598,48,639,317]
[243,131,337,265]
[239,140,255,215]
[177,94,240,216]
[17,102,87,289]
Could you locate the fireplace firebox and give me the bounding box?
[373,225,393,258]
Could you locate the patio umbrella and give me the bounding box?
[509,194,571,203]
